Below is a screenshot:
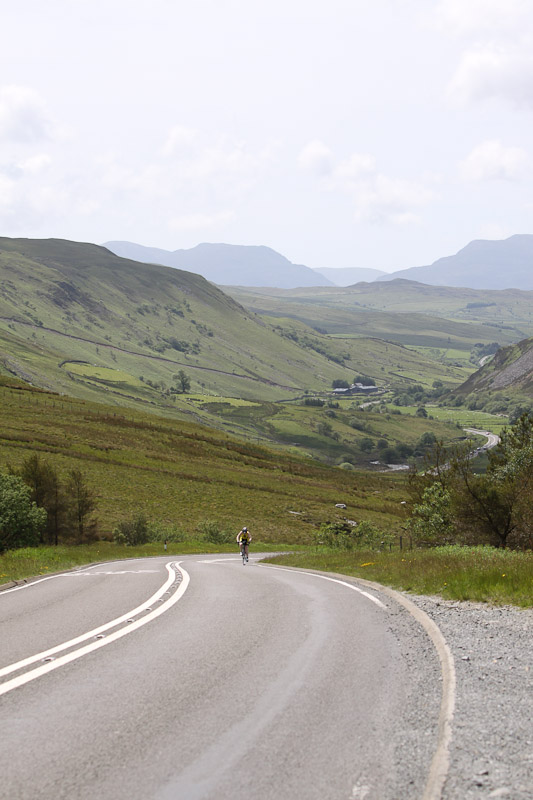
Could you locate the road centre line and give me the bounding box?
[0,562,190,690]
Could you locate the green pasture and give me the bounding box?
[62,362,144,386]
[387,404,508,435]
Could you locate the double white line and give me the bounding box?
[0,561,190,698]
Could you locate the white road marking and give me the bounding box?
[0,568,159,595]
[196,557,251,563]
[0,562,190,692]
[262,565,388,609]
[263,563,456,800]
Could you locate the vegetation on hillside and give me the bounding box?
[407,413,533,550]
[0,377,412,547]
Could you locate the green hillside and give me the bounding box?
[0,238,473,459]
[452,337,533,400]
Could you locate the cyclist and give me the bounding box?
[236,526,252,562]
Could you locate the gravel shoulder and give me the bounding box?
[408,595,533,799]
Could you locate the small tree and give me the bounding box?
[15,455,67,545]
[175,370,191,393]
[66,469,97,543]
[408,483,454,545]
[0,473,47,552]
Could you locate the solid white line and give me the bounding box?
[196,557,252,563]
[261,564,388,609]
[0,562,189,687]
[266,564,455,800]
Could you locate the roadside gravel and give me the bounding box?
[408,595,533,799]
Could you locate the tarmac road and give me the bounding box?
[0,555,446,800]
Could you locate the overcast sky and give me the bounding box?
[1,0,532,272]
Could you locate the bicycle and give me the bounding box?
[240,543,249,565]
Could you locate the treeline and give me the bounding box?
[407,413,533,549]
[0,456,97,552]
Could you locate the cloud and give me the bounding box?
[460,140,529,182]
[352,174,433,225]
[299,141,433,225]
[0,85,52,143]
[435,0,530,37]
[169,210,235,232]
[449,48,533,109]
[161,124,197,156]
[298,140,334,176]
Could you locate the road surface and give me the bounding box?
[0,555,447,799]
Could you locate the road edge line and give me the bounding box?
[261,564,455,800]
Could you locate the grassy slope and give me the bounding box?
[453,337,533,399]
[0,377,411,542]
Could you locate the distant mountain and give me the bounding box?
[312,267,386,286]
[379,235,533,290]
[104,241,333,289]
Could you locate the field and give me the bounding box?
[384,404,509,435]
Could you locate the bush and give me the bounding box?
[339,462,355,470]
[113,513,150,546]
[197,520,232,544]
[313,520,388,550]
[147,522,186,543]
[0,473,47,552]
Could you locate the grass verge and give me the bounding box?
[264,546,533,608]
[0,541,298,586]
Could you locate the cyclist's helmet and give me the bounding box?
[242,527,248,532]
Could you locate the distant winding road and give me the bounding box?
[0,555,452,800]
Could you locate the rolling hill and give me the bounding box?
[104,241,333,288]
[225,280,532,349]
[312,267,386,285]
[378,235,533,290]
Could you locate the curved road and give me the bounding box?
[0,555,446,799]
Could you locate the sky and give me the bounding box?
[1,0,532,272]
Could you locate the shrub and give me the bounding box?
[0,473,47,552]
[113,513,150,546]
[147,522,186,543]
[197,519,232,544]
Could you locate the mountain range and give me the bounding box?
[378,235,533,290]
[104,241,334,288]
